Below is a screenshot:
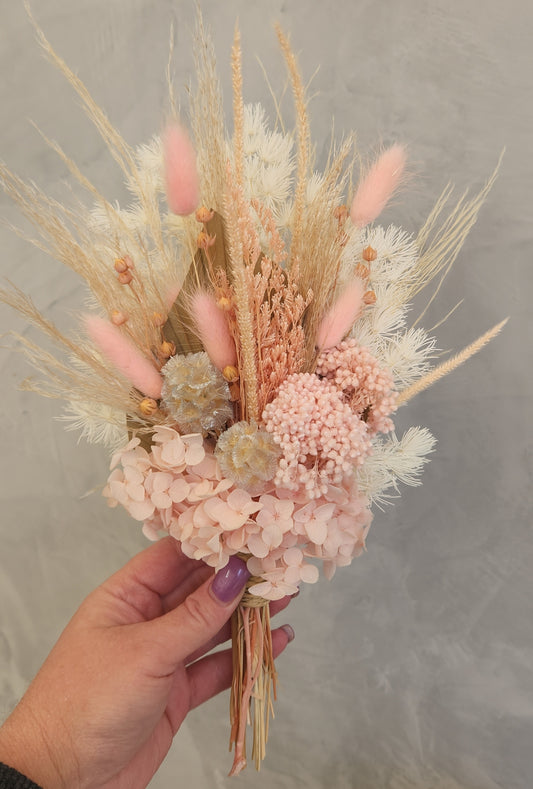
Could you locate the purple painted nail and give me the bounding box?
[280,624,295,643]
[210,556,250,604]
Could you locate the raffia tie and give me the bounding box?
[240,576,269,608]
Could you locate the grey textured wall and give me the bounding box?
[0,1,531,787]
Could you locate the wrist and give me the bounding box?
[0,701,76,789]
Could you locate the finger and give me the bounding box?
[185,593,295,664]
[97,538,208,623]
[146,556,251,671]
[161,564,213,613]
[186,624,295,709]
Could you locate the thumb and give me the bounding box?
[149,556,250,666]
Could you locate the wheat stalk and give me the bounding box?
[397,319,508,405]
[275,25,310,269]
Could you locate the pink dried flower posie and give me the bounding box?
[0,13,506,777]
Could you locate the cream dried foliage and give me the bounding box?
[188,9,227,213]
[357,427,437,505]
[379,328,437,388]
[59,401,127,450]
[410,156,503,324]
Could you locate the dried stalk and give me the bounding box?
[229,584,276,776]
[397,319,507,405]
[275,25,310,270]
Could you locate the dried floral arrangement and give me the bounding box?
[0,9,506,777]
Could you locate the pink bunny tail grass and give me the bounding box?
[163,122,200,216]
[84,315,163,399]
[350,144,407,228]
[316,277,366,350]
[191,290,237,370]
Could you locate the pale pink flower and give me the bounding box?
[203,489,262,532]
[109,437,151,472]
[247,554,298,600]
[186,477,233,502]
[104,466,155,521]
[263,373,371,497]
[282,547,320,585]
[316,339,397,435]
[151,426,205,471]
[293,501,336,545]
[247,495,295,558]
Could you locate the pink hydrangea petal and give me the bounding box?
[247,534,269,559]
[185,442,206,467]
[129,500,156,520]
[203,497,248,531]
[283,547,304,567]
[125,483,147,503]
[152,472,174,492]
[151,492,172,509]
[306,518,328,545]
[142,522,161,541]
[284,566,301,586]
[300,563,320,584]
[168,478,190,502]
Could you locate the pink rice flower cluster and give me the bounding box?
[103,425,372,600]
[262,373,372,498]
[316,338,397,434]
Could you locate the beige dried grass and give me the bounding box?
[397,318,508,405]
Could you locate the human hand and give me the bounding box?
[0,537,294,789]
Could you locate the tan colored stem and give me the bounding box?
[397,319,508,405]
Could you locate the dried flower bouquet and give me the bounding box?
[0,9,505,776]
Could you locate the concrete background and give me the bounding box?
[0,1,531,787]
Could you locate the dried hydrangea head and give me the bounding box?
[161,351,233,435]
[215,421,281,495]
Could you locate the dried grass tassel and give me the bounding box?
[315,277,366,350]
[163,122,200,216]
[84,315,163,399]
[191,290,238,371]
[350,144,406,228]
[229,582,277,776]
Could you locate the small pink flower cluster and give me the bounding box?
[104,425,372,600]
[262,373,372,497]
[316,339,397,434]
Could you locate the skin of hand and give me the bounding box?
[0,537,294,789]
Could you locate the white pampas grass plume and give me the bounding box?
[84,315,163,399]
[163,123,200,216]
[350,144,406,228]
[316,278,366,350]
[191,290,237,370]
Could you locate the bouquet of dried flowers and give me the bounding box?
[0,10,505,776]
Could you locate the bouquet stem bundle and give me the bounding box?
[229,580,276,776]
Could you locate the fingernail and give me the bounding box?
[210,556,250,604]
[280,624,295,643]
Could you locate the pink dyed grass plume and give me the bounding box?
[315,277,366,350]
[191,290,238,370]
[163,122,200,216]
[84,314,163,399]
[350,144,406,228]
